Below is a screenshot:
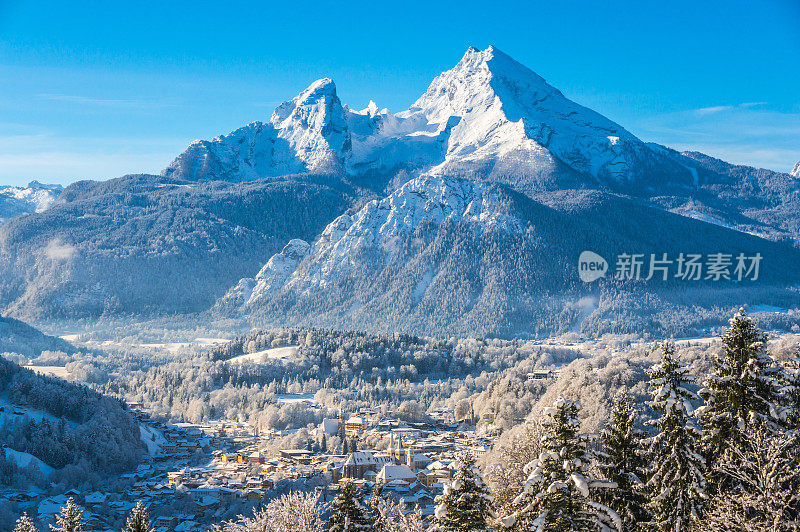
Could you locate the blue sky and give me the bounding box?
[1,0,799,186]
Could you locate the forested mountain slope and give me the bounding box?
[0,174,359,318]
[218,175,800,338]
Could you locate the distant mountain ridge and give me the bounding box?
[0,175,359,318]
[0,181,62,225]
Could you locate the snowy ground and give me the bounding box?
[24,365,72,379]
[0,398,78,431]
[3,448,55,476]
[139,424,168,456]
[275,393,316,405]
[226,345,299,365]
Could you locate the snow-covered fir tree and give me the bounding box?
[369,496,428,532]
[697,309,785,468]
[50,498,84,532]
[501,395,620,531]
[433,452,495,531]
[124,502,153,532]
[779,345,800,430]
[644,342,707,531]
[215,491,323,532]
[701,419,800,531]
[597,392,650,529]
[13,513,38,532]
[329,480,372,531]
[369,485,390,532]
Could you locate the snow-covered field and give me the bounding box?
[3,448,55,476]
[226,345,299,365]
[275,393,316,405]
[139,424,168,457]
[24,365,72,379]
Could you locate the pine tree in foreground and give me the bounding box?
[124,501,153,532]
[13,513,38,532]
[779,345,800,430]
[215,491,324,532]
[597,392,650,530]
[697,309,784,471]
[701,419,800,531]
[433,452,495,531]
[501,395,620,531]
[644,342,707,531]
[328,480,372,531]
[369,485,390,532]
[49,498,84,532]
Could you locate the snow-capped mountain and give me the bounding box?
[214,238,311,314]
[401,46,692,191]
[165,46,693,193]
[0,181,62,225]
[217,174,527,317]
[2,46,798,334]
[792,161,800,178]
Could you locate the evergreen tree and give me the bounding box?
[321,434,328,453]
[369,485,389,532]
[328,480,371,531]
[779,345,800,430]
[13,513,38,532]
[124,501,153,532]
[501,395,620,531]
[597,392,650,530]
[701,419,800,531]
[50,498,84,532]
[433,452,494,531]
[644,342,707,531]
[697,309,784,469]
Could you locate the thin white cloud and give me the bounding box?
[44,238,76,261]
[695,105,733,115]
[631,103,800,173]
[0,133,187,186]
[36,93,182,109]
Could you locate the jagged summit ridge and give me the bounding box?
[270,77,351,171]
[163,46,693,192]
[163,78,351,180]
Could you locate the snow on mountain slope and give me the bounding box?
[285,174,525,289]
[0,181,62,224]
[164,47,693,193]
[214,238,310,314]
[219,172,800,337]
[217,174,528,316]
[792,161,800,178]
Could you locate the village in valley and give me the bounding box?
[2,395,509,531]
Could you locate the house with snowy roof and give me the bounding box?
[376,464,416,484]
